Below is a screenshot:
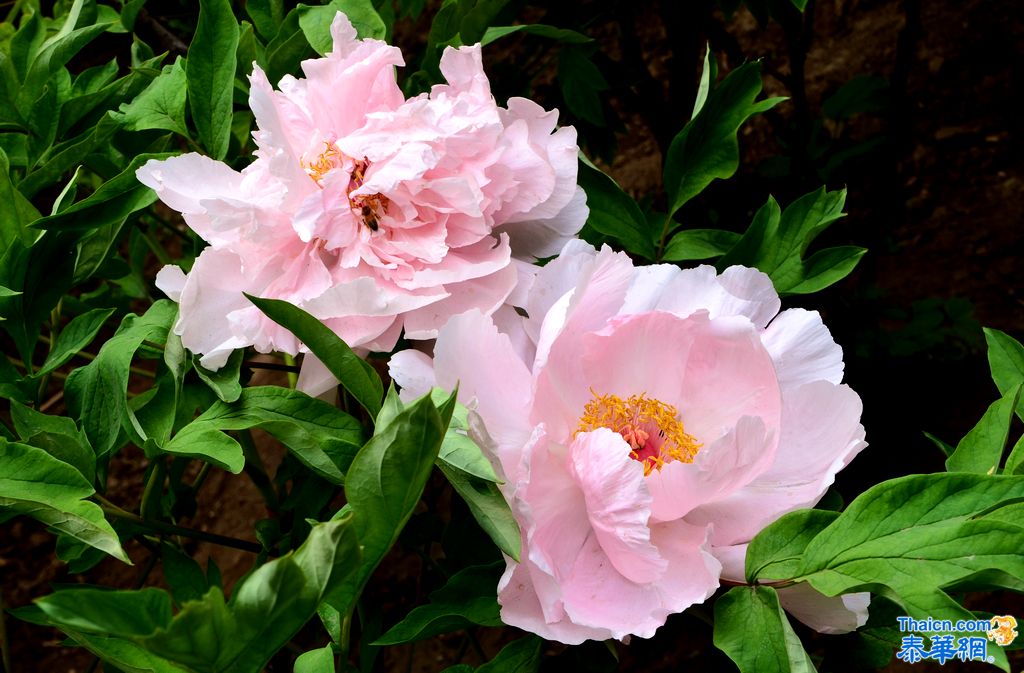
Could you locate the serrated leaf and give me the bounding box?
[187,0,238,160]
[0,439,128,562]
[663,60,783,217]
[946,384,1021,474]
[375,563,502,644]
[247,295,383,418]
[713,586,816,673]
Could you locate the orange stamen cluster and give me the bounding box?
[575,390,701,475]
[303,142,344,184]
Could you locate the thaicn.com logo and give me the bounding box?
[895,615,1018,665]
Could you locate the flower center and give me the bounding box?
[303,142,344,184]
[302,145,389,231]
[345,158,389,232]
[575,390,701,475]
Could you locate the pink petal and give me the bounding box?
[634,264,781,329]
[387,349,437,401]
[431,309,534,472]
[763,308,844,387]
[777,583,870,634]
[569,429,667,584]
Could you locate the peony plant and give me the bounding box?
[391,241,868,642]
[138,13,585,379]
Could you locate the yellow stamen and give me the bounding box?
[575,390,701,475]
[303,142,343,184]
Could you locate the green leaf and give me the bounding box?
[35,307,114,378]
[717,188,862,295]
[745,509,839,583]
[65,300,177,457]
[113,57,189,136]
[246,295,383,418]
[439,461,519,561]
[31,152,174,231]
[663,60,784,217]
[691,44,714,119]
[295,645,335,673]
[0,439,128,562]
[265,8,313,83]
[713,586,816,673]
[662,228,740,261]
[985,328,1024,418]
[22,518,360,673]
[164,386,363,480]
[194,349,243,403]
[298,0,386,55]
[327,391,453,616]
[160,543,211,606]
[27,587,172,637]
[0,146,41,248]
[1006,434,1024,475]
[577,158,656,259]
[481,24,592,46]
[375,563,502,645]
[247,0,285,41]
[10,401,95,482]
[147,518,360,671]
[795,473,1024,624]
[18,113,121,199]
[187,0,239,160]
[558,46,608,127]
[476,636,543,673]
[923,430,956,458]
[946,384,1021,474]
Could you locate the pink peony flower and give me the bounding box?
[138,12,585,374]
[390,241,868,643]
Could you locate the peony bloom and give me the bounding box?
[138,12,585,375]
[390,241,868,643]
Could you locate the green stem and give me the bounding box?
[339,610,353,665]
[96,497,263,554]
[191,462,212,492]
[655,212,674,261]
[140,227,173,266]
[140,458,167,522]
[237,430,279,510]
[282,353,299,389]
[36,302,62,405]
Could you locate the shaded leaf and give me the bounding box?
[187,0,239,159]
[714,586,816,673]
